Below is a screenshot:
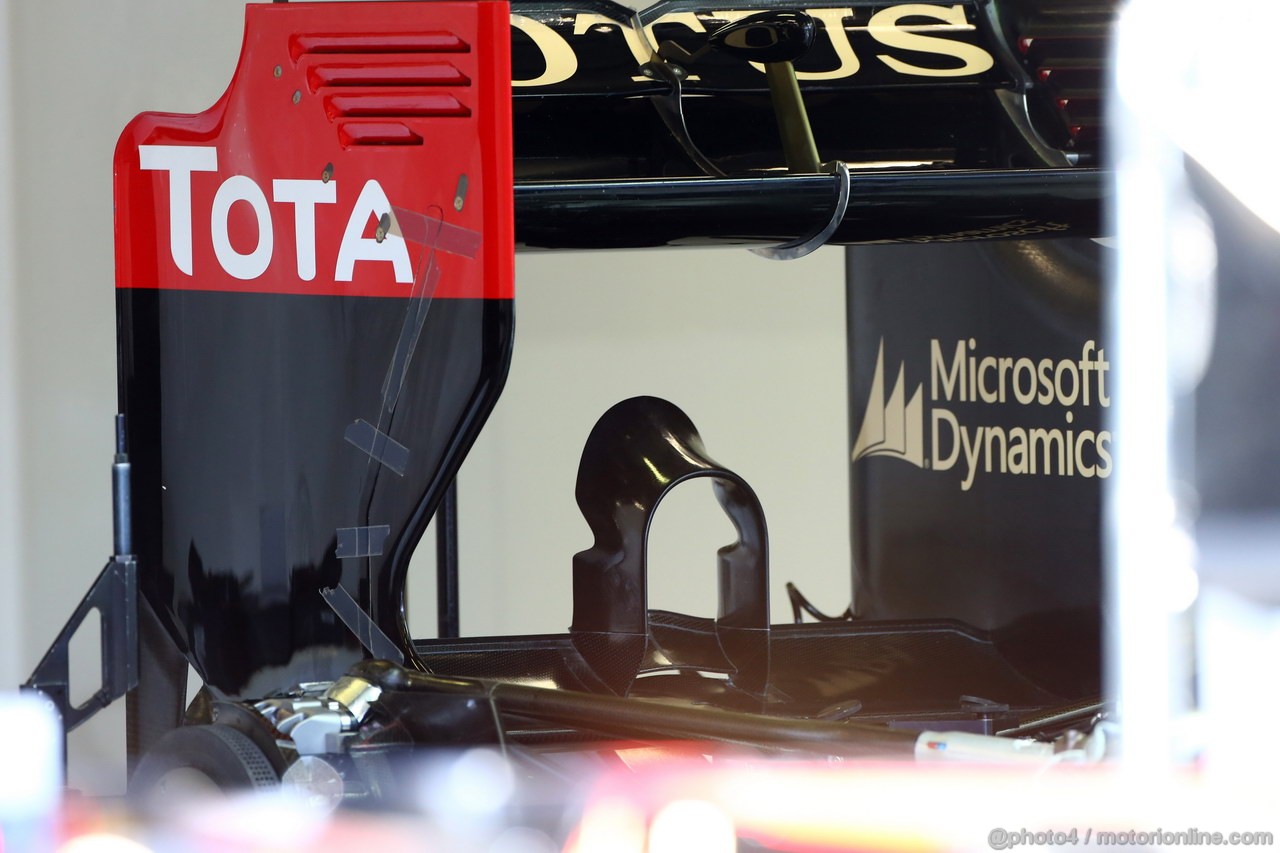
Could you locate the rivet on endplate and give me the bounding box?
[292,90,302,105]
[273,65,282,78]
[453,174,469,211]
[321,163,334,184]
[375,213,391,243]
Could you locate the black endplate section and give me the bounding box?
[119,290,514,699]
[570,396,771,697]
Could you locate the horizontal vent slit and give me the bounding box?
[291,31,469,61]
[338,122,424,146]
[325,92,470,118]
[308,62,471,90]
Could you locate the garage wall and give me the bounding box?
[0,2,23,691]
[2,2,851,794]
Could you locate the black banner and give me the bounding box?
[847,239,1106,697]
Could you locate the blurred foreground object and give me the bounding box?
[0,692,62,851]
[1109,0,1280,772]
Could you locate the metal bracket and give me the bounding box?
[634,6,725,178]
[751,160,851,260]
[979,0,1076,168]
[22,415,139,755]
[641,10,824,180]
[23,556,138,734]
[993,89,1078,168]
[641,57,726,178]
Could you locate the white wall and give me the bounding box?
[2,2,851,794]
[406,247,852,639]
[4,0,251,796]
[0,1,24,690]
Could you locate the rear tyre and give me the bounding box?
[129,723,281,803]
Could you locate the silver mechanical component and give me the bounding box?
[254,676,381,757]
[287,707,350,756]
[325,676,383,724]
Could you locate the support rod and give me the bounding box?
[436,482,460,639]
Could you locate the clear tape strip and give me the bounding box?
[380,262,441,414]
[335,524,391,559]
[320,585,404,664]
[390,206,482,258]
[344,419,410,476]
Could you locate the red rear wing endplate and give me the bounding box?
[115,0,513,300]
[112,1,513,697]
